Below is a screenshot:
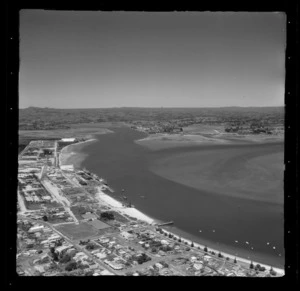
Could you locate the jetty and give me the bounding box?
[157,221,174,226]
[105,186,114,193]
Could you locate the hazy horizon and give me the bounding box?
[20,105,284,110]
[20,11,286,109]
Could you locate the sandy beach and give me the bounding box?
[135,133,284,151]
[95,186,156,225]
[95,188,284,276]
[149,142,284,204]
[158,228,284,276]
[59,139,97,168]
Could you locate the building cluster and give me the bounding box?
[224,124,284,135]
[17,138,281,277]
[18,165,58,209]
[130,120,183,134]
[17,219,114,276]
[129,115,284,137]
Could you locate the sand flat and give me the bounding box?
[149,143,284,204]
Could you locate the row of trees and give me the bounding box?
[100,211,115,220]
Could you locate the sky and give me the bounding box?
[19,10,286,108]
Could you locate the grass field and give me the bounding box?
[56,222,99,240]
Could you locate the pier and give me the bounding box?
[105,186,114,193]
[157,221,174,226]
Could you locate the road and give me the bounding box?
[17,214,120,275]
[41,178,79,224]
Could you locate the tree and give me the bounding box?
[218,252,223,258]
[60,253,71,264]
[100,211,114,220]
[178,238,182,243]
[137,253,150,265]
[258,266,265,272]
[234,257,237,264]
[65,260,77,272]
[52,252,59,261]
[86,242,96,251]
[204,246,208,253]
[269,267,277,276]
[42,215,48,221]
[255,264,261,270]
[191,242,194,247]
[55,239,63,247]
[250,261,254,269]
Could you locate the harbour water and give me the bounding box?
[78,127,284,268]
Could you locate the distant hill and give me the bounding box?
[19,106,284,130]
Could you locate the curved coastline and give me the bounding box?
[59,129,284,273]
[59,138,97,168]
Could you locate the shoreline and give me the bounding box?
[92,186,283,274]
[92,186,284,275]
[57,134,284,275]
[135,133,284,151]
[95,186,158,225]
[157,227,284,276]
[59,138,97,168]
